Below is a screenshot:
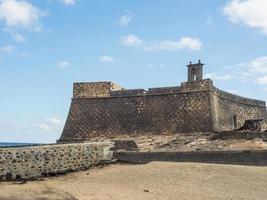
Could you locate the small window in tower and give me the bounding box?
[193,74,196,81]
[233,115,237,128]
[192,68,196,81]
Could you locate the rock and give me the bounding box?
[5,172,12,180]
[15,174,21,180]
[14,180,27,185]
[111,140,138,151]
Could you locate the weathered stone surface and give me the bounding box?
[111,140,138,151]
[117,150,267,166]
[59,79,266,143]
[0,142,114,181]
[58,61,267,142]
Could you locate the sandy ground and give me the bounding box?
[1,162,267,200]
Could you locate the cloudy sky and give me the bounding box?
[0,0,267,143]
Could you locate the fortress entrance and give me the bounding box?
[234,115,237,128]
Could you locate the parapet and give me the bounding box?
[73,81,124,98]
[72,79,266,108]
[148,86,181,94]
[73,79,214,98]
[180,79,213,92]
[111,89,147,97]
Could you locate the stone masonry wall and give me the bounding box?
[117,150,267,166]
[73,82,124,98]
[210,86,267,131]
[59,89,213,142]
[111,89,146,97]
[59,79,267,142]
[148,86,181,94]
[0,142,114,181]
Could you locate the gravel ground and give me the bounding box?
[1,162,267,200]
[90,133,267,151]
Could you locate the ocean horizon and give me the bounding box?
[0,142,41,147]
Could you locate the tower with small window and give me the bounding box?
[187,60,204,82]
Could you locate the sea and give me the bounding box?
[0,142,40,148]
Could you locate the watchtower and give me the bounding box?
[187,60,204,82]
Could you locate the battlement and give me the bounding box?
[72,79,265,108]
[73,79,214,99]
[148,86,181,94]
[73,81,124,98]
[111,89,147,97]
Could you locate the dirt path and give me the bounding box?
[0,162,267,200]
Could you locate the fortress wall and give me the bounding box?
[111,82,124,91]
[59,79,267,142]
[180,79,213,92]
[111,89,147,97]
[148,86,181,94]
[117,150,267,166]
[59,90,213,142]
[212,86,266,107]
[73,82,112,98]
[0,142,114,181]
[210,87,267,131]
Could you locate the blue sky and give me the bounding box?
[0,0,267,143]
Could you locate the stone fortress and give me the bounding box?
[58,60,267,143]
[2,60,267,182]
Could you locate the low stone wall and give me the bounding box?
[211,131,267,141]
[117,150,267,166]
[0,142,114,181]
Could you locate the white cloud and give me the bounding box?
[36,117,63,132]
[59,0,75,6]
[205,73,233,80]
[121,34,202,51]
[99,56,115,63]
[146,37,202,51]
[121,34,143,47]
[0,0,46,30]
[223,0,267,35]
[0,118,63,143]
[213,56,267,84]
[58,61,70,69]
[223,57,267,81]
[2,28,27,43]
[47,117,63,125]
[248,56,267,73]
[256,76,267,84]
[119,11,134,26]
[36,123,51,131]
[12,32,26,43]
[226,89,239,94]
[0,45,15,53]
